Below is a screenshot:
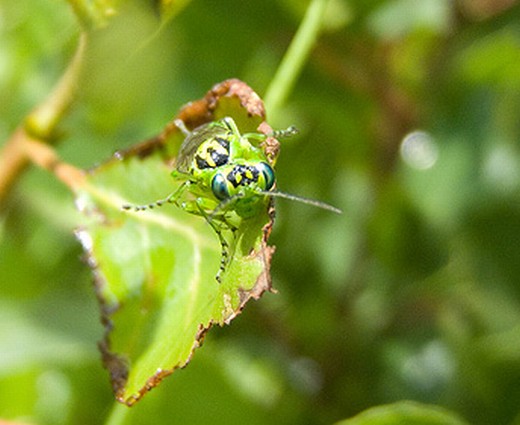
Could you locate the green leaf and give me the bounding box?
[335,401,470,425]
[75,81,275,405]
[76,153,273,405]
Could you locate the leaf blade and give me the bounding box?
[78,149,271,405]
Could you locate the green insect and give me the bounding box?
[123,117,340,282]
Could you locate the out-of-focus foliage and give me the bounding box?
[334,400,470,425]
[1,0,520,424]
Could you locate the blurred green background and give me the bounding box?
[2,0,520,424]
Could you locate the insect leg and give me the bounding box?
[195,200,235,283]
[122,181,190,212]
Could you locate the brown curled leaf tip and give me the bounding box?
[110,79,269,162]
[257,121,280,164]
[177,78,266,130]
[206,78,266,118]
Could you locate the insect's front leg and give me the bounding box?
[122,180,190,212]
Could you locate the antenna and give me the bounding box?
[261,190,342,214]
[269,126,299,139]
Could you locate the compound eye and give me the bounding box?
[258,162,275,191]
[211,173,230,200]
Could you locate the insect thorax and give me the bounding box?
[172,117,278,219]
[193,136,230,171]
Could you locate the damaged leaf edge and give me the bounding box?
[75,208,275,406]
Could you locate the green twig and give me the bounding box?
[0,32,87,203]
[25,32,88,140]
[264,0,331,117]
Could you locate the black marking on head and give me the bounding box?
[227,164,259,188]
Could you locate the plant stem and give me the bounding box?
[264,0,330,117]
[25,32,88,140]
[104,402,130,425]
[0,32,87,204]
